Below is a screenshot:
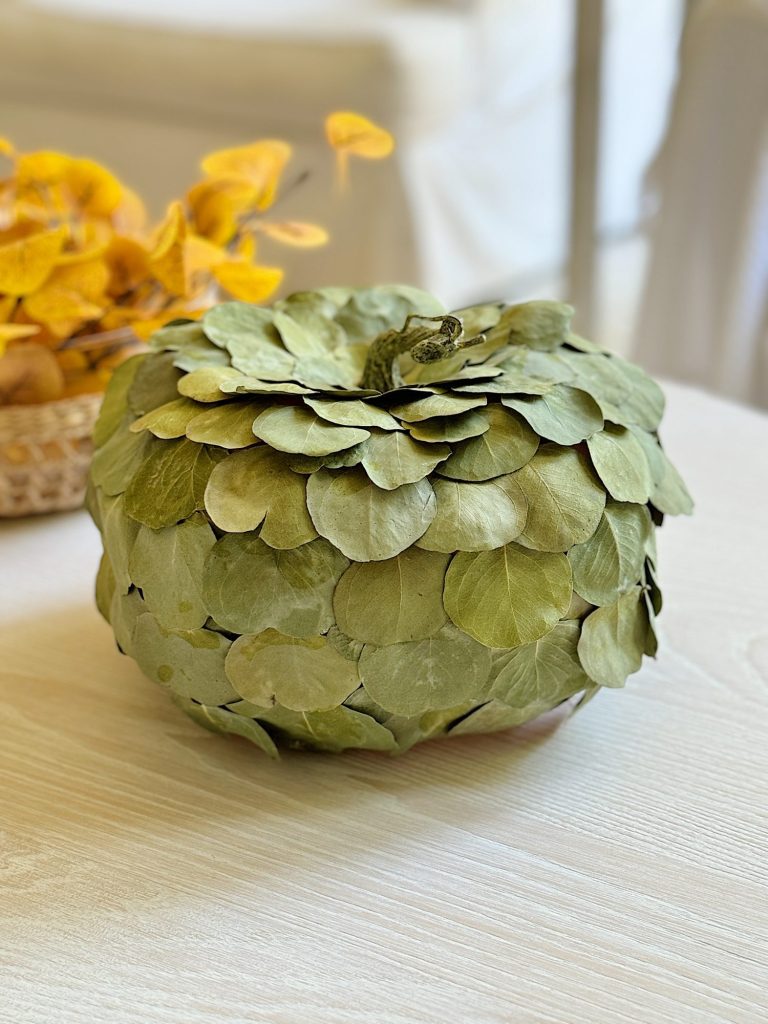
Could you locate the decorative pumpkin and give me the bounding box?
[89,286,691,756]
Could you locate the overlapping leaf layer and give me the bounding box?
[89,286,691,755]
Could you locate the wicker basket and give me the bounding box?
[0,393,102,517]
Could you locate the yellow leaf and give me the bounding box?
[104,235,150,296]
[185,233,228,276]
[0,138,14,158]
[62,157,123,217]
[325,111,394,187]
[0,226,66,296]
[201,140,291,211]
[212,261,283,303]
[149,201,187,295]
[23,287,103,340]
[46,258,110,304]
[187,180,239,245]
[15,151,125,218]
[0,342,64,404]
[257,220,329,248]
[113,186,147,234]
[0,322,39,356]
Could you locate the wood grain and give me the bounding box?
[1,383,766,1024]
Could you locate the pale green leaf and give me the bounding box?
[501,384,603,445]
[230,700,395,752]
[90,423,155,496]
[630,426,693,515]
[444,543,572,648]
[577,586,648,687]
[448,699,555,736]
[416,475,527,552]
[174,698,278,758]
[129,397,202,438]
[516,445,606,551]
[252,405,369,457]
[438,405,538,481]
[224,630,359,711]
[127,351,182,416]
[304,396,400,431]
[389,392,487,422]
[203,535,348,637]
[490,619,591,706]
[306,468,436,561]
[333,547,450,644]
[204,446,317,547]
[359,624,492,716]
[361,431,449,489]
[178,366,246,403]
[407,410,490,444]
[128,513,216,629]
[133,612,238,704]
[123,438,223,529]
[587,425,653,503]
[185,401,267,448]
[568,502,652,605]
[93,354,143,447]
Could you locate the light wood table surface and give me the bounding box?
[1,383,766,1024]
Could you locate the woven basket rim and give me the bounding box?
[0,391,104,415]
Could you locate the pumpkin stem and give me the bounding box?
[361,314,484,392]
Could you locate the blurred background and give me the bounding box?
[2,0,767,406]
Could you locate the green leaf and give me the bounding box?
[129,397,202,439]
[95,552,116,623]
[333,547,450,644]
[407,410,490,444]
[359,624,492,716]
[608,356,665,430]
[174,698,278,758]
[98,493,140,592]
[127,513,216,629]
[178,366,246,403]
[252,406,370,457]
[123,438,223,529]
[444,544,572,648]
[515,445,606,551]
[304,396,400,431]
[568,502,652,605]
[90,423,155,496]
[438,405,538,481]
[501,385,603,445]
[452,372,552,395]
[630,427,693,515]
[489,619,591,706]
[272,309,329,358]
[360,431,449,489]
[133,613,238,704]
[416,475,527,552]
[489,300,573,352]
[448,699,555,736]
[127,351,182,416]
[389,392,487,421]
[577,587,648,687]
[149,322,232,371]
[220,377,314,397]
[203,302,296,380]
[224,630,359,711]
[306,468,437,561]
[203,535,348,637]
[230,700,395,753]
[185,401,267,449]
[93,354,143,447]
[204,446,317,547]
[110,588,145,656]
[587,425,653,503]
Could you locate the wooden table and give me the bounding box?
[1,383,766,1024]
